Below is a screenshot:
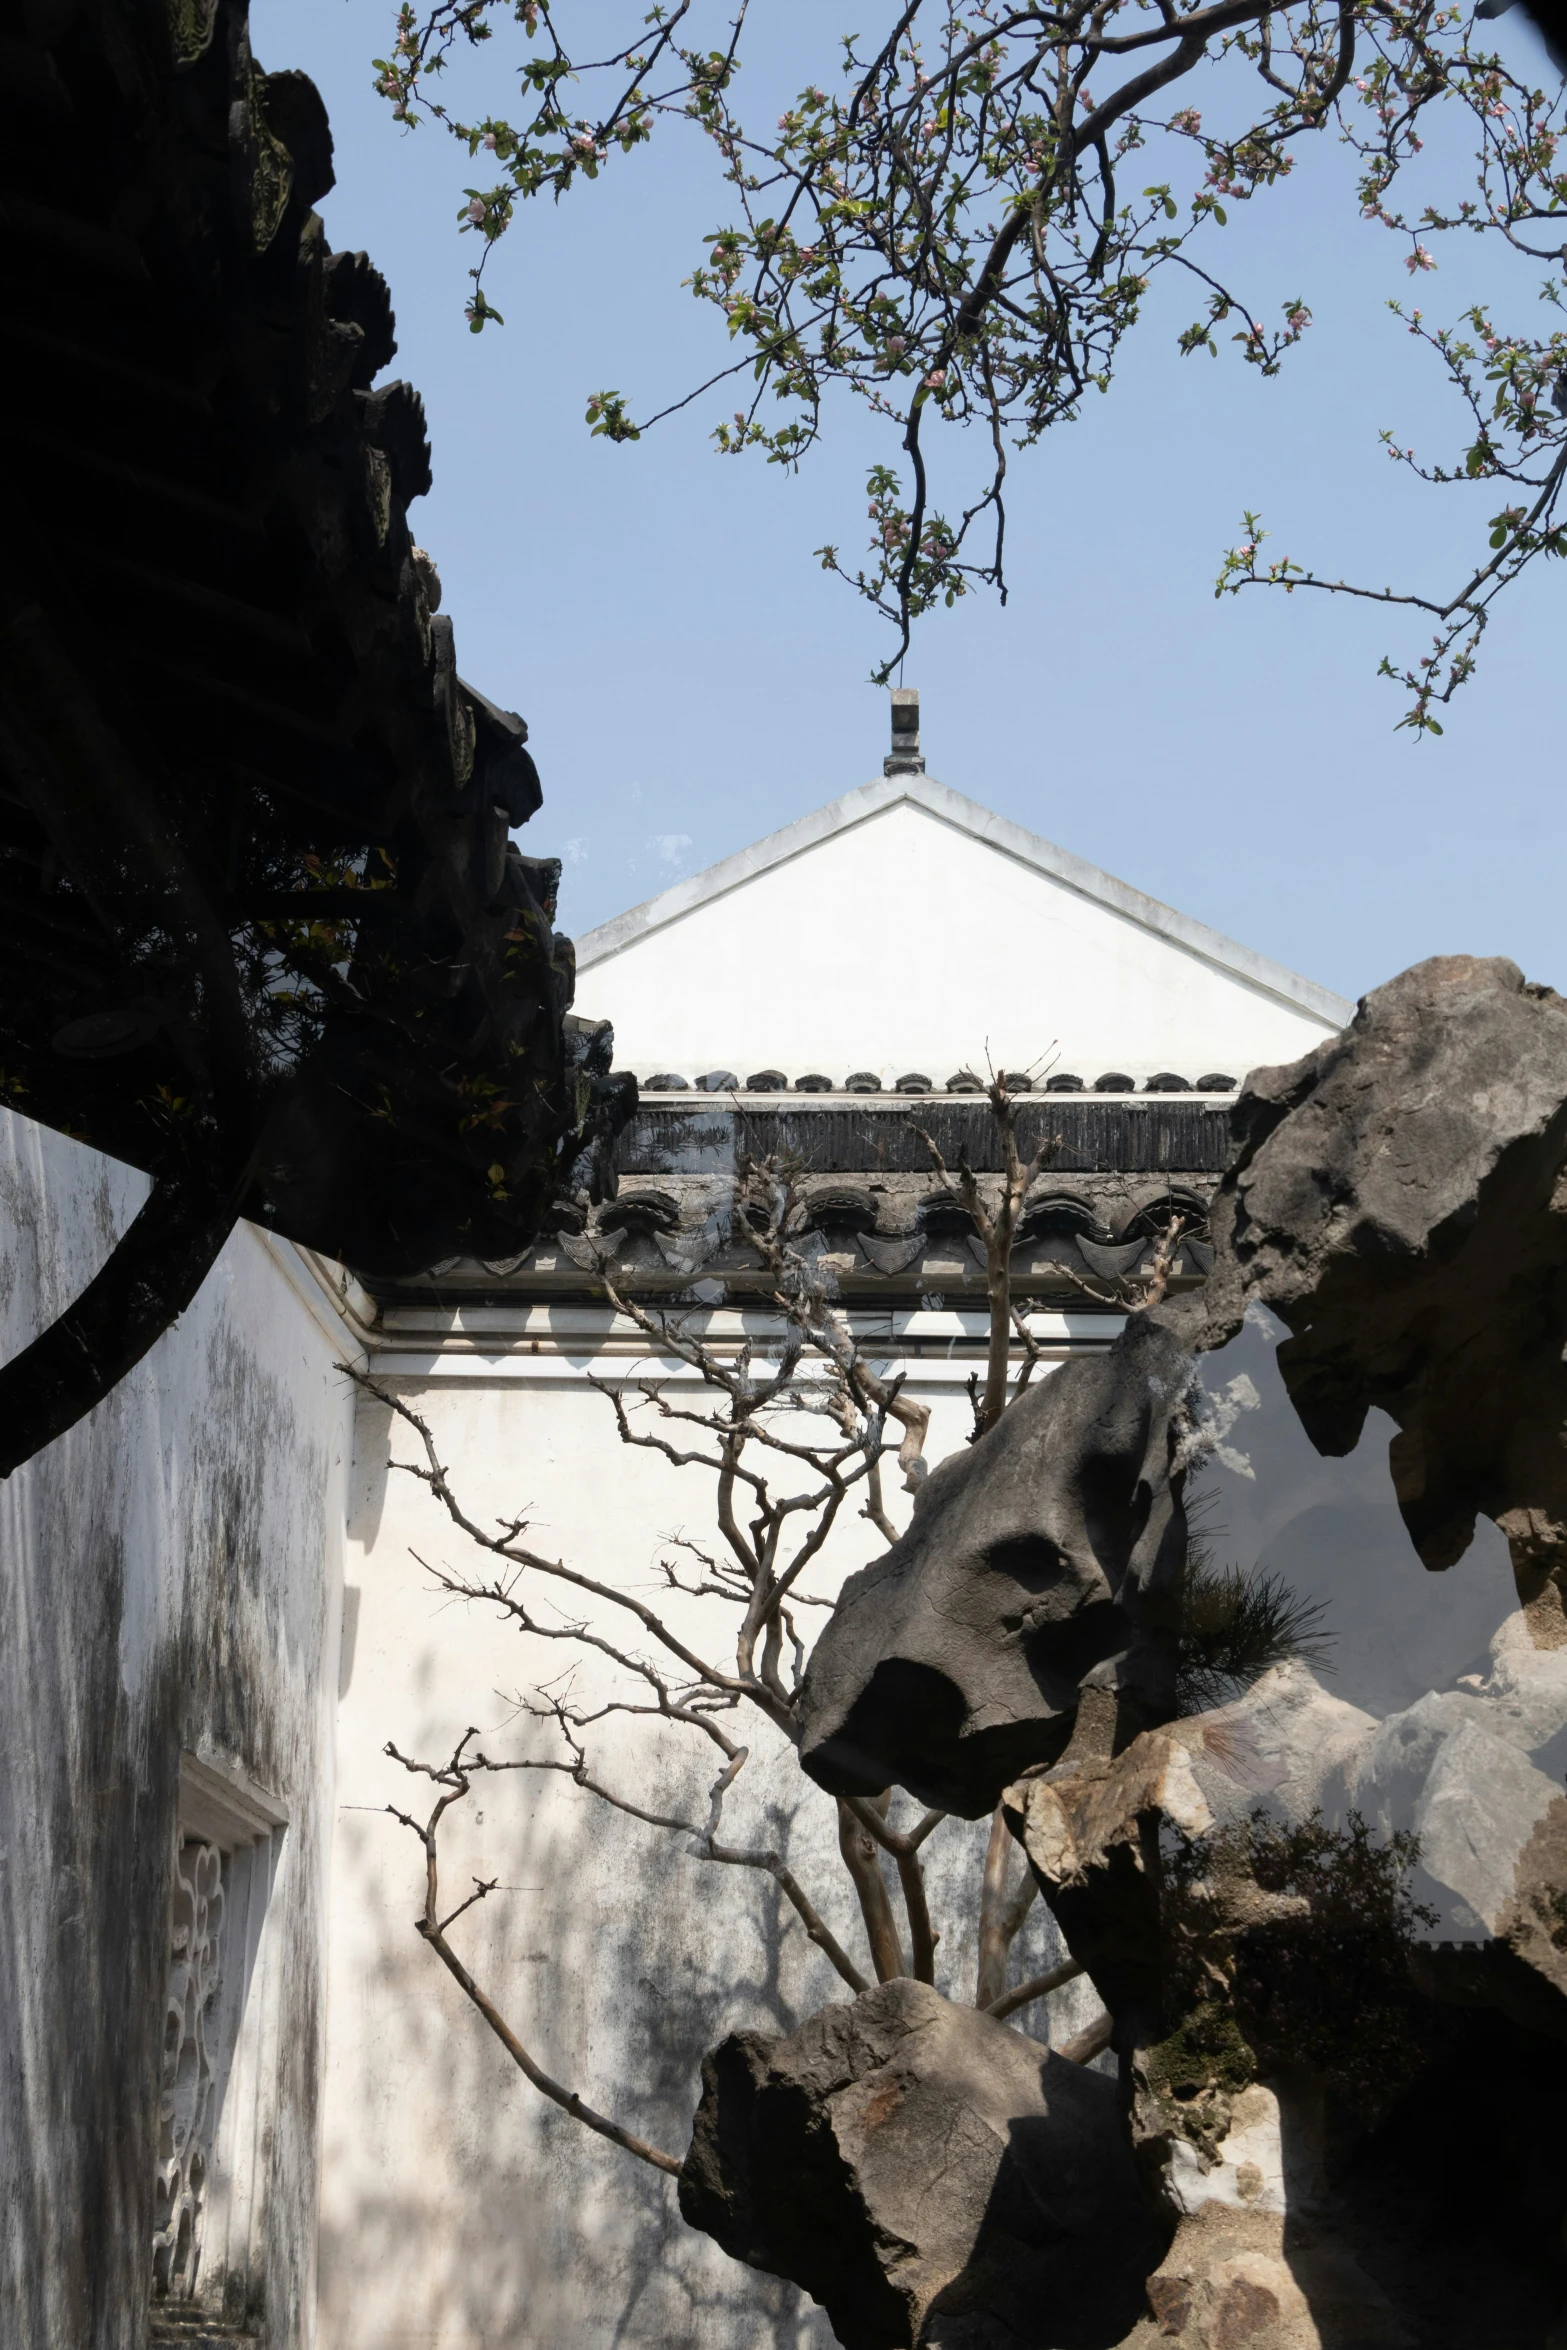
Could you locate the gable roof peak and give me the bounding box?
[574,770,1352,1030]
[885,686,924,776]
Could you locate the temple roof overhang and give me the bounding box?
[365,1089,1226,1318]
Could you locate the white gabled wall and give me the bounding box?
[313,769,1343,2348]
[574,792,1348,1086]
[318,1358,1096,2350]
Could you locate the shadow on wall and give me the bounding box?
[0,1422,152,2350]
[324,1374,1091,2350]
[0,1140,343,2350]
[348,1388,395,1560]
[319,1771,843,2350]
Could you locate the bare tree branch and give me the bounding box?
[984,1959,1087,2024]
[837,1792,909,1983]
[387,1732,685,2175]
[362,1126,1143,2129]
[1057,2009,1114,2066]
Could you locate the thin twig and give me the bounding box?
[387,1733,684,2175]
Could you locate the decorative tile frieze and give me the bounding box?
[369,1168,1218,1310]
[631,1071,1240,1097]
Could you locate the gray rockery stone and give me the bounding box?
[803,955,1567,1820]
[678,1978,1162,2350]
[723,956,1567,2349]
[797,1312,1194,1817]
[1207,954,1567,1631]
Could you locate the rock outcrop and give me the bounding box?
[803,956,1567,1818]
[679,1978,1161,2349]
[798,1311,1194,1817]
[769,957,1567,2347]
[1003,1693,1567,2347]
[1207,956,1567,1640]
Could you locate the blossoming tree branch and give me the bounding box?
[377,0,1565,721]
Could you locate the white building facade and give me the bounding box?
[1,714,1352,2350]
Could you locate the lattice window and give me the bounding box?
[150,1756,287,2327]
[153,1831,228,2301]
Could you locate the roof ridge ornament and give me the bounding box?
[884,686,925,776]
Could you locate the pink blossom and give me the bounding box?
[924,369,947,389]
[466,198,486,223]
[1405,244,1436,273]
[886,334,907,354]
[483,131,498,151]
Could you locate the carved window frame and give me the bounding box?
[152,1754,288,2331]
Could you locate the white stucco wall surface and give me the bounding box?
[0,1109,356,2350]
[574,782,1351,1086]
[320,1360,1094,2350]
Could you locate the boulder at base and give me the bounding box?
[679,1977,1162,2349]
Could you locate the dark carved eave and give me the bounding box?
[365,1096,1225,1309]
[0,0,632,1472]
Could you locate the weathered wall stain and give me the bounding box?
[0,1108,353,2350]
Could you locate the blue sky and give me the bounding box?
[258,1,1563,1003]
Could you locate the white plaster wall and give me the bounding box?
[0,1109,355,2350]
[576,798,1342,1085]
[320,1365,1094,2350]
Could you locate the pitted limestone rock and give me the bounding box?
[797,1311,1194,1817]
[1204,955,1567,1636]
[678,1977,1160,2350]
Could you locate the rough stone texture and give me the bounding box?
[800,957,1567,1823]
[784,956,1567,2348]
[1125,2204,1409,2350]
[1001,1730,1228,2058]
[1005,1707,1567,2345]
[678,1978,1161,2349]
[797,1311,1193,1816]
[1206,956,1567,1639]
